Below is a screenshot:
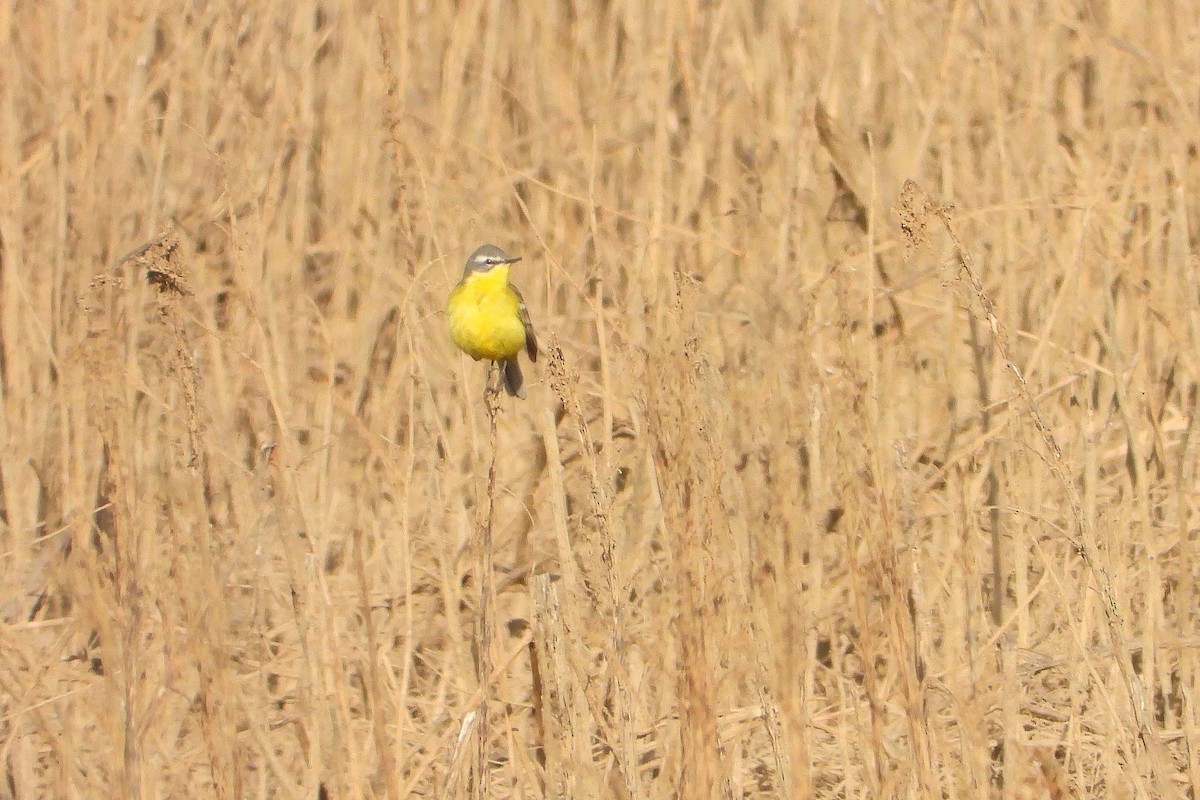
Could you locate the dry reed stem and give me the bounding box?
[353,521,400,800]
[900,179,1180,798]
[473,370,502,799]
[80,288,142,800]
[530,573,604,800]
[140,235,242,800]
[645,272,727,800]
[545,338,641,798]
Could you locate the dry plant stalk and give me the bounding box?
[644,272,727,800]
[352,520,401,800]
[473,370,502,799]
[136,235,242,800]
[545,339,642,799]
[78,275,143,800]
[898,180,1179,798]
[530,573,604,799]
[77,230,240,800]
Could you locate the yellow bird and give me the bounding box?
[447,244,538,398]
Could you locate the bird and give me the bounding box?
[446,244,538,398]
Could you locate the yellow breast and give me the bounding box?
[447,268,528,361]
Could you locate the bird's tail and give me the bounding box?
[502,358,526,399]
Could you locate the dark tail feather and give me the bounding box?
[502,358,526,399]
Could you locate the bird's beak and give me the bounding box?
[505,256,522,264]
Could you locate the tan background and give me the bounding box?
[1,2,1198,798]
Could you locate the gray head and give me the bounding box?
[464,244,521,276]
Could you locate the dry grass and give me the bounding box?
[2,2,1199,798]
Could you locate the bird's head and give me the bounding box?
[464,244,521,276]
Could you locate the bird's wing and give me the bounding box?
[512,285,538,362]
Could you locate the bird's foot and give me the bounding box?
[484,363,503,409]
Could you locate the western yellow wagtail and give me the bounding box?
[447,244,539,398]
